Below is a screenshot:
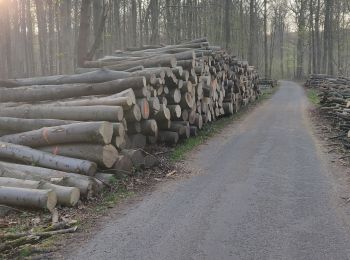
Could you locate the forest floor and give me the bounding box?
[0,87,277,259]
[62,81,350,259]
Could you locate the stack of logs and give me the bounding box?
[0,38,260,211]
[305,74,350,149]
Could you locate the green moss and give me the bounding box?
[19,246,32,257]
[307,89,320,106]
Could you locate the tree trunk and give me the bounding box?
[77,0,92,66]
[112,155,133,175]
[0,186,57,211]
[121,149,145,169]
[0,141,97,176]
[34,0,49,76]
[0,162,94,198]
[0,177,80,207]
[0,117,78,133]
[140,119,158,136]
[0,106,124,122]
[0,77,144,103]
[158,131,179,144]
[0,122,113,147]
[0,69,130,88]
[39,144,118,168]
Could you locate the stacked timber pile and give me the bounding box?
[306,74,350,149]
[305,74,350,88]
[257,78,277,89]
[0,38,260,211]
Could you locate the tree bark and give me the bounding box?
[0,78,141,102]
[121,149,145,169]
[39,144,118,168]
[0,106,124,122]
[0,186,57,211]
[0,69,130,88]
[0,142,97,176]
[0,177,80,207]
[0,122,113,147]
[140,119,158,136]
[0,162,94,198]
[77,0,92,66]
[0,117,78,133]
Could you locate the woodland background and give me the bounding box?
[0,0,349,80]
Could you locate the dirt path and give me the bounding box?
[69,81,350,260]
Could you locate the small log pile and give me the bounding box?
[305,74,350,148]
[0,38,260,211]
[257,78,277,89]
[305,74,350,88]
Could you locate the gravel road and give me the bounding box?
[70,81,350,260]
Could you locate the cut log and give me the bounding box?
[0,130,14,137]
[190,126,198,136]
[153,106,171,121]
[127,122,142,134]
[181,81,193,94]
[157,120,171,130]
[166,89,181,104]
[158,131,179,145]
[137,98,150,120]
[223,102,234,115]
[112,123,126,137]
[0,177,39,189]
[112,155,133,175]
[39,182,80,207]
[0,122,113,147]
[0,77,146,103]
[159,96,168,106]
[124,104,142,122]
[0,142,97,176]
[174,51,196,61]
[196,82,203,99]
[171,67,184,78]
[180,92,194,109]
[181,109,189,121]
[0,162,94,198]
[0,117,77,133]
[194,113,203,129]
[0,69,130,88]
[104,54,177,71]
[167,105,182,119]
[127,134,147,149]
[0,106,124,122]
[148,97,161,115]
[94,173,115,185]
[114,136,127,149]
[188,109,196,124]
[121,149,145,169]
[130,70,165,84]
[177,59,195,70]
[169,123,187,136]
[182,126,191,139]
[124,65,144,72]
[171,121,190,127]
[0,177,80,207]
[39,144,118,168]
[0,186,57,211]
[51,95,134,109]
[140,119,158,136]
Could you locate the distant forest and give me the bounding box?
[0,0,349,79]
